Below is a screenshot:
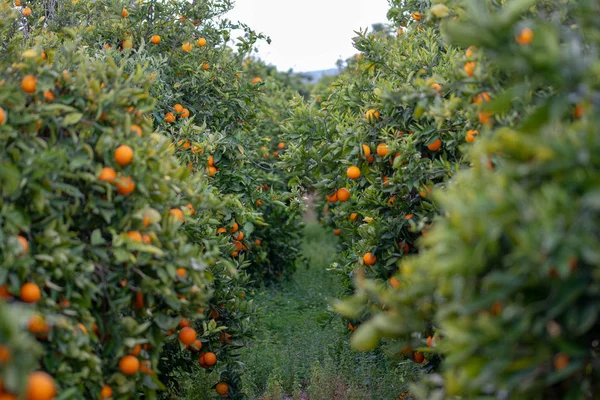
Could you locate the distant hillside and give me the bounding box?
[297,68,340,83]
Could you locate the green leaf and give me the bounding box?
[63,112,84,126]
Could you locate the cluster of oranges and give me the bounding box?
[165,103,191,123]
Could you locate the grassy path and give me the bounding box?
[239,222,415,400]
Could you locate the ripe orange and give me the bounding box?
[350,213,358,221]
[465,130,479,143]
[130,344,141,356]
[197,37,207,47]
[202,352,217,367]
[411,11,422,21]
[165,112,176,123]
[121,8,128,17]
[426,336,435,347]
[465,45,476,59]
[427,138,442,151]
[126,231,142,242]
[256,199,263,206]
[366,155,375,163]
[346,166,360,179]
[25,371,56,400]
[98,167,117,183]
[333,229,341,236]
[150,35,161,44]
[22,6,31,16]
[365,109,380,122]
[100,385,113,398]
[28,314,49,335]
[43,90,54,102]
[14,0,21,5]
[215,382,229,397]
[0,346,11,364]
[142,234,151,244]
[479,111,493,125]
[325,192,338,202]
[169,208,184,222]
[17,235,29,256]
[553,353,569,371]
[363,252,377,265]
[376,143,389,157]
[254,239,261,245]
[180,108,190,118]
[202,62,209,71]
[362,144,371,157]
[473,92,491,104]
[217,227,227,234]
[229,222,239,233]
[176,268,187,278]
[572,104,584,119]
[464,61,476,77]
[389,277,401,289]
[122,39,133,49]
[20,282,41,303]
[178,327,197,345]
[233,231,244,240]
[115,176,135,195]
[192,340,203,351]
[0,393,17,400]
[119,355,140,375]
[413,351,425,364]
[516,27,534,45]
[207,166,217,176]
[21,75,36,93]
[114,145,134,166]
[278,142,285,149]
[430,83,442,93]
[251,77,263,84]
[182,42,193,52]
[130,124,142,137]
[0,107,5,125]
[336,188,350,202]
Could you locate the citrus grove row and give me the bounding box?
[0,0,304,399]
[1,0,598,399]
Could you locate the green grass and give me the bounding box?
[238,222,417,399]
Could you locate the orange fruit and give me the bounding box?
[43,90,54,102]
[176,268,187,278]
[377,143,389,157]
[185,203,195,214]
[202,352,217,367]
[362,144,371,157]
[129,344,141,356]
[336,188,350,202]
[165,112,176,123]
[121,8,128,17]
[333,229,341,236]
[130,124,142,137]
[278,142,285,149]
[192,340,203,351]
[202,62,209,71]
[122,39,133,49]
[553,353,569,371]
[220,332,232,344]
[182,42,193,52]
[233,231,244,240]
[473,92,491,104]
[465,45,476,59]
[22,6,31,16]
[411,11,422,21]
[0,346,11,364]
[516,27,534,45]
[28,314,49,335]
[100,385,113,398]
[217,227,227,234]
[229,222,239,233]
[464,61,476,77]
[0,393,17,400]
[126,231,142,242]
[20,282,41,303]
[363,252,377,265]
[465,130,479,143]
[413,351,425,364]
[21,75,36,93]
[430,83,442,93]
[115,176,135,195]
[251,77,263,84]
[179,318,190,328]
[197,37,207,47]
[180,108,190,118]
[346,166,360,179]
[207,166,217,176]
[256,199,263,206]
[114,145,134,166]
[426,336,435,347]
[169,208,184,222]
[479,111,493,125]
[215,382,229,397]
[75,323,87,334]
[0,107,5,125]
[399,241,410,253]
[427,139,442,151]
[365,109,380,122]
[25,371,56,400]
[207,155,215,167]
[150,35,161,44]
[17,235,28,256]
[98,167,117,183]
[254,239,261,245]
[0,285,12,299]
[14,0,20,5]
[325,192,338,203]
[572,104,584,119]
[119,355,140,375]
[366,155,375,163]
[350,213,358,221]
[383,176,390,187]
[389,277,401,289]
[142,234,151,244]
[178,327,197,345]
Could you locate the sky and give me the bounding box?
[224,0,390,72]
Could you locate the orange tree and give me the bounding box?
[329,0,600,398]
[278,0,499,369]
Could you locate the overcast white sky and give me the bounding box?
[225,0,390,72]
